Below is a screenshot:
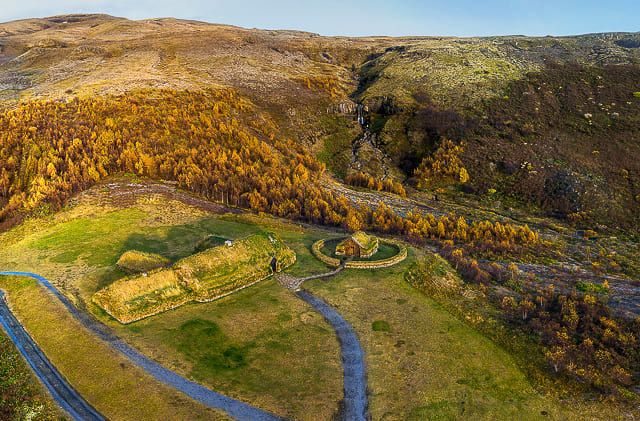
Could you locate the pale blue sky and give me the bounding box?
[1,0,639,37]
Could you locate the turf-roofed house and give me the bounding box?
[92,233,296,323]
[335,231,379,258]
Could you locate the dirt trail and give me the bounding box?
[278,264,345,290]
[0,271,285,421]
[296,290,369,421]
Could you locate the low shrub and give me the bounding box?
[576,281,609,295]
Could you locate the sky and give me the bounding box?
[1,0,639,38]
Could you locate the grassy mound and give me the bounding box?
[176,233,296,298]
[93,233,296,323]
[116,250,169,274]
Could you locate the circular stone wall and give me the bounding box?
[311,238,407,269]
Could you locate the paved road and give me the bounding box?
[296,290,369,421]
[0,289,105,421]
[0,271,285,421]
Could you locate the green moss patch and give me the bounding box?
[0,331,62,421]
[372,320,391,332]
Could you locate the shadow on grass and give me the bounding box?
[89,216,265,291]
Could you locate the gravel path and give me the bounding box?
[0,271,285,421]
[296,290,369,421]
[278,265,345,290]
[0,289,105,421]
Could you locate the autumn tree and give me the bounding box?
[413,139,469,188]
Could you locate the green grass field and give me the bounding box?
[304,248,632,421]
[0,185,343,420]
[94,220,344,419]
[0,181,632,420]
[102,278,343,420]
[0,275,229,421]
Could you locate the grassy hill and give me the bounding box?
[372,61,640,231]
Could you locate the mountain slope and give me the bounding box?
[2,14,640,232]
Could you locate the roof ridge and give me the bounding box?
[351,237,365,248]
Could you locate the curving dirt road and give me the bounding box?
[0,271,285,421]
[0,289,105,421]
[296,290,369,421]
[1,271,372,421]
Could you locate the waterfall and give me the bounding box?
[357,103,365,126]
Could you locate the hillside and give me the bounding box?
[2,14,640,232]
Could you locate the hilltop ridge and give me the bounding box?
[2,14,638,106]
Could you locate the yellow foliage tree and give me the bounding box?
[414,139,469,188]
[459,167,469,184]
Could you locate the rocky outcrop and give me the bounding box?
[326,101,360,115]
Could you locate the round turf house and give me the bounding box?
[335,231,379,258]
